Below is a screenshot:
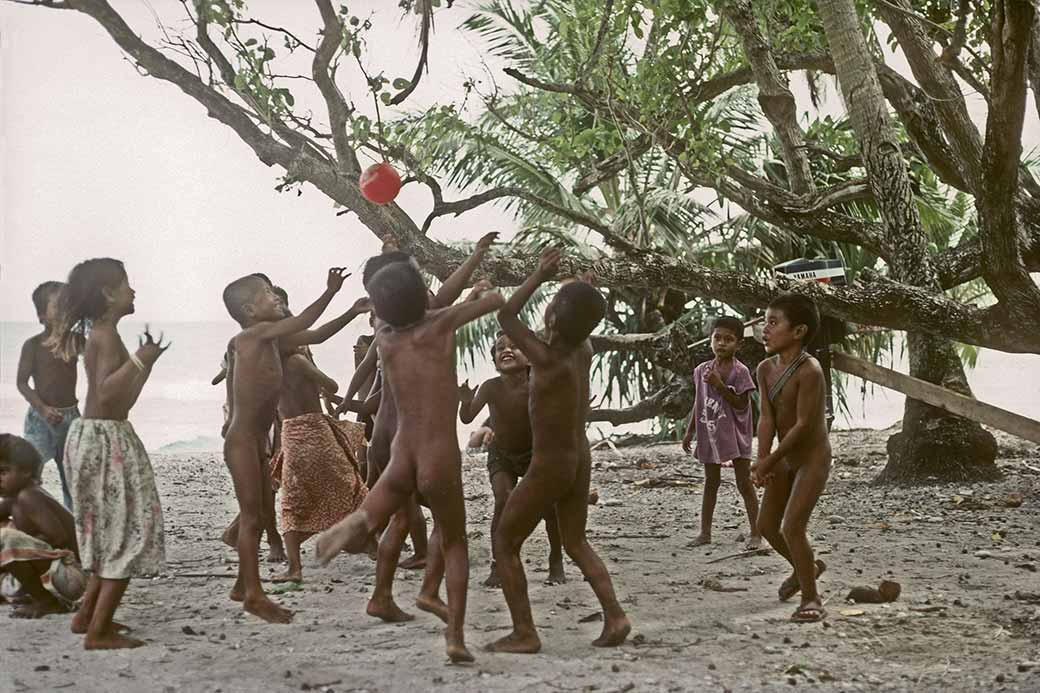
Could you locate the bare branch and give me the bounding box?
[314,0,361,173]
[719,0,815,194]
[387,0,432,106]
[233,17,316,53]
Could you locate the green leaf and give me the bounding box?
[392,77,411,90]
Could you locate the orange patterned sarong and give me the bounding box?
[271,413,368,534]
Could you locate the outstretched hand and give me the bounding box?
[537,246,563,278]
[475,232,499,252]
[351,296,373,314]
[458,380,477,403]
[137,324,171,366]
[381,234,400,253]
[466,279,494,302]
[326,267,350,292]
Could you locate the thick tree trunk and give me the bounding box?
[816,0,997,483]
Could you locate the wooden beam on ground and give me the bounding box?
[832,350,1040,446]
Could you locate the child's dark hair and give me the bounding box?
[768,293,820,343]
[32,281,65,318]
[490,330,506,363]
[711,316,745,339]
[552,281,606,345]
[250,272,273,286]
[223,275,267,326]
[363,251,412,287]
[0,433,43,472]
[367,262,427,327]
[46,258,127,362]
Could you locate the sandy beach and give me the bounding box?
[3,428,1039,692]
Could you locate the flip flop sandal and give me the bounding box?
[791,605,826,623]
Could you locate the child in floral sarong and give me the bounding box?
[48,258,169,649]
[0,433,86,618]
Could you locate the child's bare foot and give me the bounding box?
[11,597,69,619]
[745,535,763,551]
[398,554,426,570]
[592,616,631,647]
[415,594,449,623]
[271,568,302,583]
[84,632,146,650]
[72,618,130,635]
[791,597,826,623]
[686,534,711,547]
[366,596,415,623]
[315,512,370,565]
[778,559,826,602]
[229,577,245,602]
[267,544,287,563]
[481,564,501,588]
[221,519,239,548]
[545,557,566,585]
[447,638,475,664]
[485,630,541,654]
[243,595,293,624]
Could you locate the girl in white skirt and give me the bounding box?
[48,258,169,649]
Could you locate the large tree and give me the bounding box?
[10,0,1040,482]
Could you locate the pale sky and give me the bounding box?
[2,1,1038,325]
[0,0,516,323]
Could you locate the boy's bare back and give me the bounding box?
[528,340,592,468]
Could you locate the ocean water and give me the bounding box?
[3,321,1039,451]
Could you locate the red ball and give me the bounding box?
[359,162,402,204]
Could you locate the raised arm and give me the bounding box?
[458,380,492,424]
[281,296,371,349]
[439,284,505,332]
[497,247,560,365]
[335,337,379,418]
[252,268,348,342]
[94,326,168,413]
[431,232,498,308]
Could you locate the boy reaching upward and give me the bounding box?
[317,263,505,663]
[459,332,564,587]
[221,268,348,624]
[487,248,630,654]
[752,293,831,623]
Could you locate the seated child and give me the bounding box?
[459,332,564,587]
[488,248,630,654]
[48,258,168,649]
[681,316,760,549]
[317,262,505,663]
[17,281,79,509]
[0,434,86,618]
[752,293,831,623]
[221,268,348,624]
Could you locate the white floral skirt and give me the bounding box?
[64,418,165,579]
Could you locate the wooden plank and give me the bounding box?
[832,350,1040,445]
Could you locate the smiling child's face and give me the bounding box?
[494,334,528,373]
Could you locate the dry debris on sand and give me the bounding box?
[3,429,1040,691]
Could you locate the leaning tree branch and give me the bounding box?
[387,0,431,105]
[314,0,361,173]
[719,0,815,194]
[573,134,652,195]
[578,0,615,82]
[976,0,1040,318]
[875,0,986,194]
[587,386,675,425]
